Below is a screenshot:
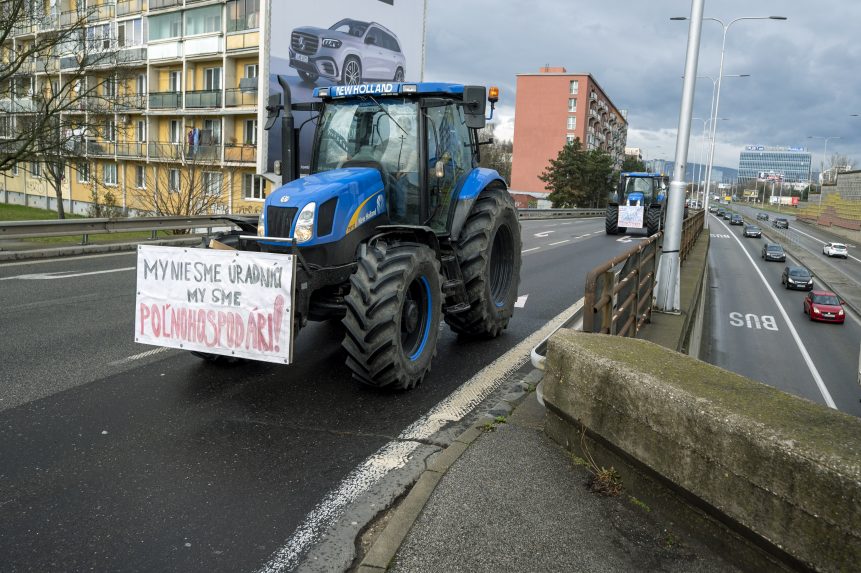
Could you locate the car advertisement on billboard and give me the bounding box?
[261,0,427,183]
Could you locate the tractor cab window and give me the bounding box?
[313,98,420,223]
[623,177,655,200]
[425,101,471,232]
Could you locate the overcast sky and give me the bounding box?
[424,0,860,174]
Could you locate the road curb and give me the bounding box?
[0,237,200,262]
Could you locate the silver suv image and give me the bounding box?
[290,19,406,85]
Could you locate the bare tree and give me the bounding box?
[0,0,120,217]
[477,124,513,183]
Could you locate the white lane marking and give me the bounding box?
[107,347,172,367]
[548,240,570,246]
[560,222,572,225]
[715,217,837,409]
[521,247,540,254]
[256,298,586,573]
[789,226,861,264]
[574,235,589,239]
[515,294,529,308]
[0,251,136,268]
[0,267,135,281]
[534,231,554,238]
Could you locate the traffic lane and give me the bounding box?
[709,216,861,415]
[519,217,604,250]
[0,225,632,572]
[0,250,138,279]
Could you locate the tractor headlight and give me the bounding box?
[294,202,316,243]
[257,210,266,236]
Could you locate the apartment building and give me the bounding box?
[1,0,265,215]
[510,67,628,195]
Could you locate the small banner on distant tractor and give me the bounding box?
[619,206,645,229]
[134,245,296,364]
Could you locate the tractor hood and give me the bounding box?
[261,168,386,246]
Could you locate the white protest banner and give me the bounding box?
[134,245,295,364]
[618,206,645,229]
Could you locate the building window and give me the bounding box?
[86,23,112,50]
[135,165,146,188]
[117,18,144,47]
[566,116,576,130]
[169,70,181,92]
[202,171,222,196]
[204,118,221,144]
[185,5,222,36]
[136,73,147,95]
[242,173,266,200]
[244,119,257,145]
[11,163,18,176]
[227,0,260,32]
[204,67,222,90]
[104,163,117,185]
[104,118,116,142]
[569,80,578,95]
[168,168,181,192]
[150,12,182,41]
[169,120,181,144]
[136,120,146,142]
[103,76,117,98]
[566,135,576,144]
[77,162,90,183]
[30,161,41,177]
[244,63,258,78]
[568,98,577,112]
[0,116,11,138]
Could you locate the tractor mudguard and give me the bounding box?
[448,168,507,241]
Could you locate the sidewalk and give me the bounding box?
[357,387,743,573]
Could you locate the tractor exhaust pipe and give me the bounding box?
[278,76,298,185]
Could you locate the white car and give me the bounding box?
[823,242,848,259]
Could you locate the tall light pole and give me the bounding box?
[807,135,840,216]
[655,0,704,313]
[672,15,786,226]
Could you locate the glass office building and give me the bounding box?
[737,146,812,184]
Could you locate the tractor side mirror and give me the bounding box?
[264,93,281,130]
[462,85,486,129]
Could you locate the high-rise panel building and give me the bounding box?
[510,67,628,195]
[737,145,812,186]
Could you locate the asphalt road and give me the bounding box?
[0,217,638,572]
[704,212,861,416]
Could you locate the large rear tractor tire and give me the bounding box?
[605,205,619,235]
[342,242,442,390]
[444,187,522,339]
[646,206,662,236]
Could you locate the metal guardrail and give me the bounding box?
[583,210,705,337]
[518,208,604,220]
[0,215,256,244]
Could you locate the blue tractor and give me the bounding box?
[605,172,670,236]
[209,80,521,390]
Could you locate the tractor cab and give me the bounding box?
[615,172,667,207]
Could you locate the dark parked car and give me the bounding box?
[723,211,733,220]
[762,243,786,262]
[715,208,725,218]
[803,290,845,323]
[709,205,719,213]
[743,224,762,238]
[730,214,743,225]
[781,266,813,291]
[773,217,789,229]
[756,212,769,221]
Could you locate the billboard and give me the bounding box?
[260,0,428,183]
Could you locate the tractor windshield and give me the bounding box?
[622,177,656,201]
[313,98,420,222]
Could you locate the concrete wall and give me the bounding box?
[542,330,861,572]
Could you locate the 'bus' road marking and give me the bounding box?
[548,240,570,246]
[788,225,861,264]
[729,312,778,330]
[256,298,586,573]
[0,267,135,281]
[716,217,837,409]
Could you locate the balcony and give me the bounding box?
[90,3,115,21]
[149,0,182,10]
[116,142,148,158]
[149,142,184,160]
[59,9,86,27]
[185,35,223,57]
[226,30,260,51]
[185,90,222,108]
[117,0,144,16]
[224,144,256,163]
[149,92,182,109]
[148,41,183,60]
[87,140,116,157]
[225,88,257,107]
[115,94,147,111]
[117,47,148,65]
[187,144,222,161]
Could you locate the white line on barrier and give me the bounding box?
[256,299,586,573]
[715,217,837,409]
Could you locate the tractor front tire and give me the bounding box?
[342,242,441,390]
[605,205,619,235]
[646,207,662,236]
[445,187,522,339]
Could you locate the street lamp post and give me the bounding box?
[672,15,786,227]
[807,135,840,217]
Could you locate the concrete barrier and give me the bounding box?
[518,208,604,220]
[542,330,861,572]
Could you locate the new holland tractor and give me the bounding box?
[604,172,669,236]
[206,80,521,390]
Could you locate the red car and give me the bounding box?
[803,290,846,324]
